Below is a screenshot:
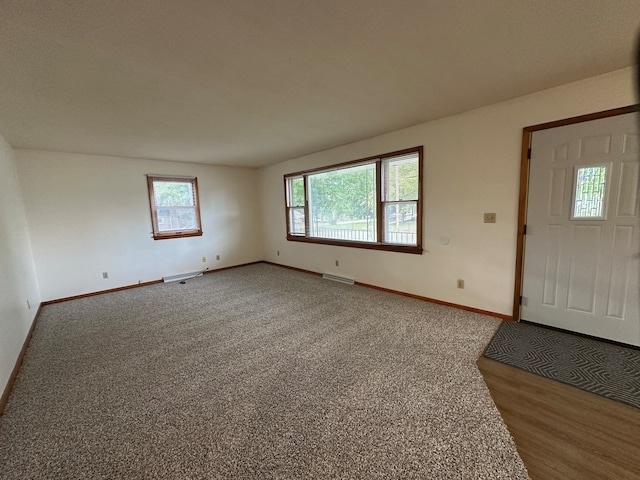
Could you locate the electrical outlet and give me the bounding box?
[484,213,496,223]
[457,279,464,289]
[102,272,109,279]
[216,255,220,260]
[202,256,207,263]
[335,260,339,267]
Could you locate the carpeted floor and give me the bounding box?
[0,263,529,479]
[484,321,640,410]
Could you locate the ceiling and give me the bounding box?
[1,1,639,168]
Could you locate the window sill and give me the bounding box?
[152,231,203,240]
[286,235,423,254]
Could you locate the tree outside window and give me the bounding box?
[147,176,202,240]
[285,147,423,254]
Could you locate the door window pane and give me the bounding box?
[572,165,608,219]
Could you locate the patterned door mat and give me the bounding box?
[484,321,640,410]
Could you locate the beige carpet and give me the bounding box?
[0,263,529,479]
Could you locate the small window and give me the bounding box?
[382,153,419,245]
[571,165,609,219]
[286,176,306,235]
[147,175,202,240]
[284,147,423,254]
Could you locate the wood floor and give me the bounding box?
[477,356,640,480]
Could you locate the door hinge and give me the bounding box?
[523,224,527,235]
[519,295,523,305]
[527,147,532,159]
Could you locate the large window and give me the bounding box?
[285,147,423,254]
[147,175,202,240]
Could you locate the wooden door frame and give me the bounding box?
[512,104,640,321]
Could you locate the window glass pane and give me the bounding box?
[283,146,422,252]
[147,176,202,239]
[573,165,607,218]
[385,202,418,245]
[288,177,305,207]
[289,207,305,235]
[153,181,195,206]
[308,163,376,242]
[157,207,197,232]
[385,153,419,201]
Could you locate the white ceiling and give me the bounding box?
[1,1,639,168]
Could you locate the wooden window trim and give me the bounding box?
[147,175,203,240]
[284,146,423,254]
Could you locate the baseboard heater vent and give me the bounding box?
[322,273,355,285]
[163,271,203,283]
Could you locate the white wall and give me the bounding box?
[0,133,41,396]
[17,151,262,301]
[259,67,637,316]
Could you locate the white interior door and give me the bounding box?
[521,112,639,347]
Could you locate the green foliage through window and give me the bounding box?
[285,147,423,253]
[153,181,195,207]
[147,176,202,240]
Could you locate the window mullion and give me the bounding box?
[303,175,310,236]
[376,159,383,244]
[284,176,292,235]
